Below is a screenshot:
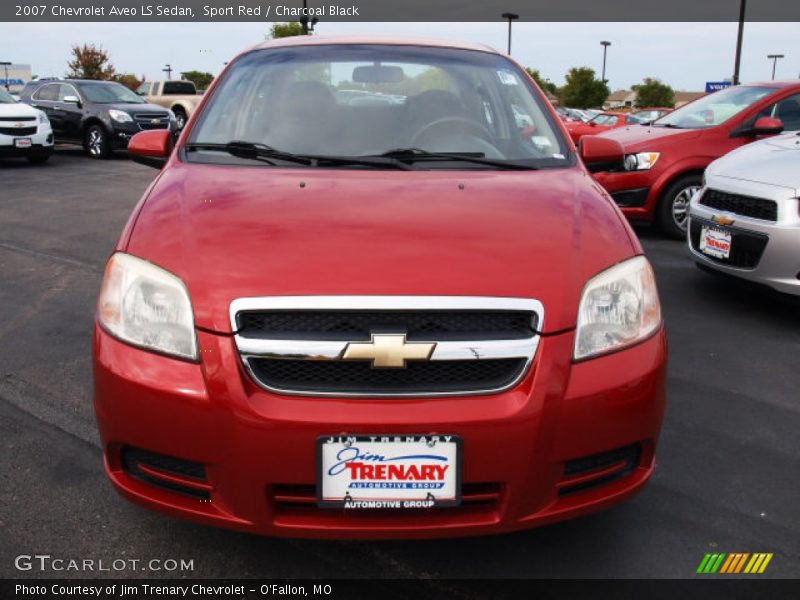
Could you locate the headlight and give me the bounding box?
[38,111,49,124]
[108,109,134,123]
[574,256,661,361]
[623,152,660,171]
[167,109,176,121]
[97,253,198,360]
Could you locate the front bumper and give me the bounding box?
[688,204,800,296]
[93,323,667,539]
[594,171,659,221]
[0,128,54,157]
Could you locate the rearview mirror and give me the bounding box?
[352,65,404,84]
[128,130,173,169]
[751,116,784,136]
[579,135,625,173]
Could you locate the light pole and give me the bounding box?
[501,12,519,55]
[0,62,10,92]
[733,0,746,85]
[600,41,611,83]
[300,0,318,35]
[767,54,784,80]
[163,64,173,80]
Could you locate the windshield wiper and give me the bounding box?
[374,148,536,170]
[185,141,412,170]
[651,123,682,129]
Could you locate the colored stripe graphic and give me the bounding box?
[699,552,773,574]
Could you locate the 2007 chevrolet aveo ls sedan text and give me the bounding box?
[93,36,667,539]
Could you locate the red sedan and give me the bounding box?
[566,111,639,143]
[594,81,800,237]
[93,36,667,539]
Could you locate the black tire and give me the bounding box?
[27,155,50,164]
[85,124,111,159]
[173,108,187,130]
[657,174,703,239]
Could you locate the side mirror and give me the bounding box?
[128,130,172,169]
[751,116,784,136]
[63,95,81,105]
[579,135,625,173]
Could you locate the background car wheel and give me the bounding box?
[657,174,702,239]
[174,109,187,130]
[85,125,111,159]
[27,155,49,164]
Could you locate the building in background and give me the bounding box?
[0,64,32,94]
[604,89,705,110]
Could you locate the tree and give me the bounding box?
[268,22,305,39]
[180,70,214,91]
[632,78,675,108]
[67,44,115,80]
[559,67,610,109]
[525,68,557,96]
[111,73,141,91]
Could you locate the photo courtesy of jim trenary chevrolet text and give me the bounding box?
[0,0,798,597]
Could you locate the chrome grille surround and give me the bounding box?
[230,296,544,398]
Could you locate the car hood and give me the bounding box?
[708,133,800,193]
[124,162,638,334]
[106,102,168,114]
[0,102,40,119]
[599,124,703,149]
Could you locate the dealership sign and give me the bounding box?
[705,81,733,93]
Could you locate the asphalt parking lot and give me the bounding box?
[0,148,798,581]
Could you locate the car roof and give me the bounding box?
[249,35,498,55]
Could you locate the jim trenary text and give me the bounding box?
[15,583,334,597]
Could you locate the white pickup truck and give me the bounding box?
[137,80,202,129]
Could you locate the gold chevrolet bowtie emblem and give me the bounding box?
[712,214,735,226]
[342,334,436,368]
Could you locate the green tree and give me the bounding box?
[559,67,609,109]
[67,44,115,80]
[268,22,305,39]
[111,73,141,91]
[180,70,214,91]
[525,68,557,96]
[632,78,675,108]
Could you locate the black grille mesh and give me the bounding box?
[247,357,527,395]
[0,126,37,136]
[699,189,778,222]
[237,310,536,341]
[690,219,769,269]
[121,446,209,499]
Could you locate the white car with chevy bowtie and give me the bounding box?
[0,86,53,163]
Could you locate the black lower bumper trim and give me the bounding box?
[610,187,650,208]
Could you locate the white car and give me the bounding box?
[688,132,800,295]
[0,87,53,163]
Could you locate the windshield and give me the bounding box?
[591,114,619,126]
[188,44,570,169]
[0,88,15,103]
[78,82,145,104]
[654,86,773,129]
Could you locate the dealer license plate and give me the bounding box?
[14,138,32,148]
[318,434,461,509]
[699,226,732,259]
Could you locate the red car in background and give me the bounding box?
[594,81,800,238]
[92,36,667,539]
[566,111,641,143]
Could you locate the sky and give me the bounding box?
[1,21,798,91]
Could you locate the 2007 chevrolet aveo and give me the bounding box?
[94,36,667,538]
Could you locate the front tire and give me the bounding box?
[85,125,111,159]
[657,174,702,239]
[173,108,187,130]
